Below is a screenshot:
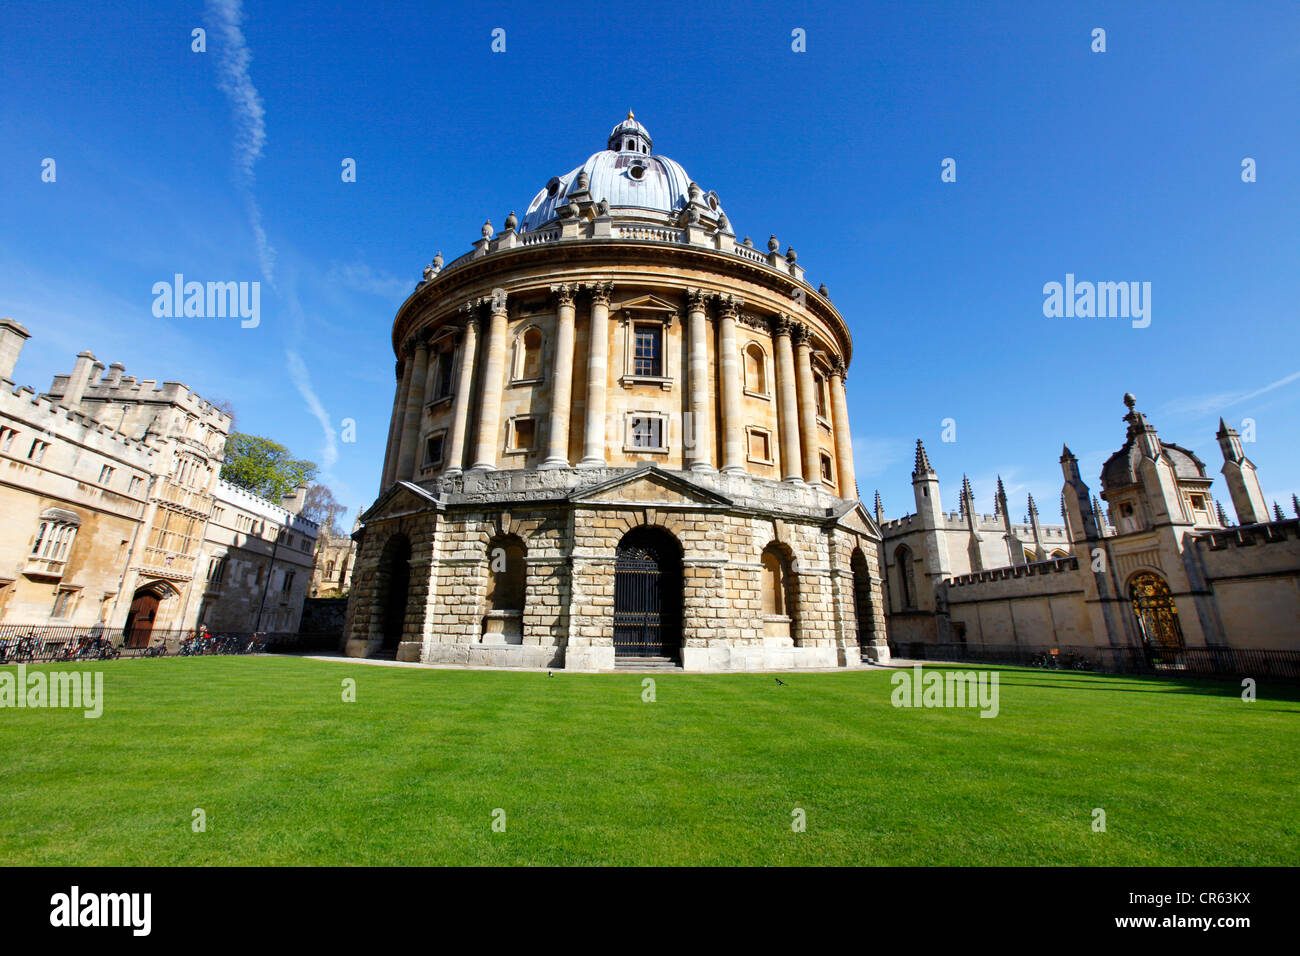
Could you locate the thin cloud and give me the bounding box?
[1161,369,1300,418]
[286,349,339,471]
[208,0,276,284]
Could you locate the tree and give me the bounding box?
[302,484,342,536]
[220,433,317,501]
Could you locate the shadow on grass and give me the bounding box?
[896,663,1300,705]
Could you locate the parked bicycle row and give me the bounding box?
[0,625,330,663]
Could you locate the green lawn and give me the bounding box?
[1,656,1296,866]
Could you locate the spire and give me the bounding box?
[1216,501,1231,526]
[1293,494,1300,518]
[1274,501,1286,522]
[1027,493,1039,517]
[994,476,1006,517]
[1093,495,1106,529]
[1061,444,1075,461]
[960,474,974,516]
[873,490,883,522]
[912,439,934,478]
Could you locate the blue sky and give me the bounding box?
[3,0,1297,526]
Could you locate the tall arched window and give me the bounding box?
[894,545,915,609]
[513,327,544,382]
[744,342,768,395]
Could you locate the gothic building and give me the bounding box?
[0,321,318,644]
[878,394,1300,654]
[346,115,887,670]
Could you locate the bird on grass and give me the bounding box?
[775,677,786,686]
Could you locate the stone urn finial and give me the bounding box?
[786,246,797,263]
[504,210,518,231]
[482,220,494,239]
[743,236,753,248]
[596,198,611,217]
[575,170,590,191]
[688,181,702,202]
[717,212,731,233]
[818,282,828,297]
[432,251,444,269]
[768,234,779,252]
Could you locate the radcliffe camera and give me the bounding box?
[0,0,1294,942]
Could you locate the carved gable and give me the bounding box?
[571,467,731,509]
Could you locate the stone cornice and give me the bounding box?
[392,239,853,365]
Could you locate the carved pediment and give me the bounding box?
[361,481,439,524]
[570,466,732,509]
[617,293,680,315]
[834,499,882,539]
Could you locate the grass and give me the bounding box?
[0,656,1296,866]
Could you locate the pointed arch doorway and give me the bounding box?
[613,527,683,661]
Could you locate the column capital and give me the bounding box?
[585,281,614,306]
[829,356,847,380]
[488,288,509,315]
[549,283,576,307]
[772,313,796,338]
[685,287,710,312]
[790,321,812,346]
[715,293,744,321]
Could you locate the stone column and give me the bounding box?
[380,357,410,489]
[442,306,481,476]
[394,337,429,481]
[541,284,577,468]
[471,290,509,471]
[685,288,713,471]
[773,315,803,483]
[828,358,856,498]
[716,294,744,473]
[578,282,613,467]
[793,322,821,484]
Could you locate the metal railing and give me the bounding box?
[0,624,341,663]
[887,641,1300,681]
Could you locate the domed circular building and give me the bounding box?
[345,115,888,670]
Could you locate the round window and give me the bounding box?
[629,164,645,181]
[546,177,561,198]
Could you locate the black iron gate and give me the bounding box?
[613,533,681,658]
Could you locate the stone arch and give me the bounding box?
[483,532,527,644]
[123,579,181,648]
[850,546,875,649]
[372,532,412,654]
[760,540,799,645]
[1126,569,1185,657]
[613,525,684,660]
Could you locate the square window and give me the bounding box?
[630,416,662,449]
[424,433,445,467]
[748,430,771,462]
[820,452,835,484]
[633,326,662,377]
[511,419,535,452]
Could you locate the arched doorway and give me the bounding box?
[123,581,174,648]
[851,548,874,649]
[613,527,683,660]
[124,591,159,648]
[1128,571,1184,660]
[374,534,412,654]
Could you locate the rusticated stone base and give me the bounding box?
[343,466,889,673]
